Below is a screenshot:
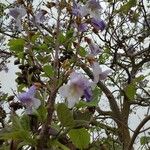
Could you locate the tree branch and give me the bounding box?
[128,115,150,150]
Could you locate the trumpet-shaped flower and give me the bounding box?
[91,18,106,31]
[78,23,88,32]
[72,2,88,17]
[73,23,88,32]
[86,0,102,19]
[59,72,92,108]
[89,42,102,56]
[9,5,26,31]
[72,1,102,19]
[91,62,112,83]
[18,84,41,114]
[33,10,47,24]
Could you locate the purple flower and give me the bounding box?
[84,87,92,102]
[91,62,112,83]
[72,2,88,17]
[86,0,102,18]
[9,5,26,31]
[89,42,102,55]
[59,72,93,108]
[18,85,41,114]
[78,23,88,32]
[70,72,93,102]
[91,18,106,31]
[33,10,47,24]
[86,0,102,11]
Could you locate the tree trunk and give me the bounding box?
[117,121,133,150]
[117,98,133,150]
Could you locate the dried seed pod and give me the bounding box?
[7,95,15,102]
[9,102,23,111]
[0,107,6,119]
[14,59,20,65]
[18,65,25,70]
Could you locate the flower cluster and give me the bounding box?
[57,0,111,108]
[9,5,26,31]
[72,0,106,32]
[9,1,105,32]
[9,6,47,31]
[59,63,111,108]
[10,1,111,109]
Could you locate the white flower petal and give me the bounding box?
[85,0,102,19]
[16,19,22,31]
[93,62,102,73]
[80,6,89,16]
[67,94,80,108]
[67,97,77,108]
[25,106,33,115]
[89,10,101,19]
[59,84,70,98]
[92,61,112,82]
[93,74,99,83]
[92,61,102,83]
[99,69,112,80]
[32,98,41,109]
[18,6,26,18]
[90,82,97,89]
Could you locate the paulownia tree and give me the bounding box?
[0,0,150,150]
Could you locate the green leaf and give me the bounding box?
[44,35,53,44]
[2,130,26,140]
[0,3,7,17]
[0,93,8,102]
[0,115,36,146]
[31,33,40,43]
[17,84,26,92]
[74,120,89,128]
[68,128,90,149]
[48,139,70,150]
[117,0,137,14]
[78,46,87,57]
[57,103,75,127]
[125,75,144,100]
[37,105,47,123]
[124,83,136,100]
[140,136,150,145]
[132,75,145,83]
[0,128,36,146]
[130,13,139,23]
[43,65,54,76]
[20,115,30,131]
[0,145,10,150]
[58,33,66,44]
[11,115,22,130]
[37,43,48,51]
[8,38,25,52]
[66,29,74,39]
[74,110,92,121]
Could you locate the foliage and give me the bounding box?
[68,128,90,149]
